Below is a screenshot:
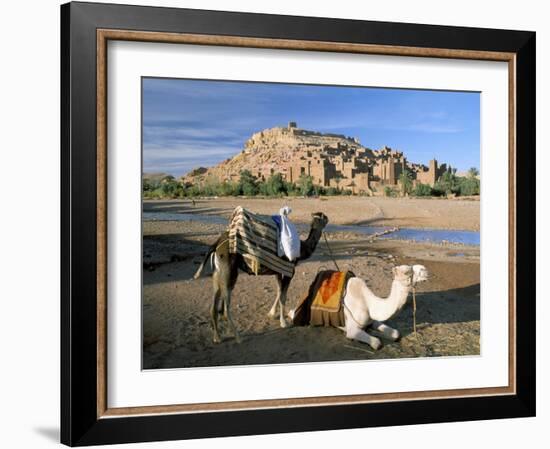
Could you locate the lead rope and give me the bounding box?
[324,236,420,340]
[323,232,340,272]
[412,284,417,336]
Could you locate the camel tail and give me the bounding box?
[193,232,229,279]
[193,246,216,279]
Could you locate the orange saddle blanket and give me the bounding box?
[292,270,355,327]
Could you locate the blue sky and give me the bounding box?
[142,78,480,177]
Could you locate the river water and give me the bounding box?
[143,212,480,246]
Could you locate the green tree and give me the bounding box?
[143,178,152,193]
[202,175,222,196]
[468,167,480,178]
[297,174,315,196]
[219,180,240,196]
[188,184,202,197]
[239,170,259,196]
[398,169,413,196]
[258,180,268,196]
[150,175,177,198]
[284,181,298,196]
[434,171,458,196]
[160,180,178,197]
[161,175,175,183]
[265,173,286,196]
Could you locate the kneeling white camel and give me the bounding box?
[340,264,429,350]
[290,264,429,350]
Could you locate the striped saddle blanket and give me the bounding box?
[228,206,296,278]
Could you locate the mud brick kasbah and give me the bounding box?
[183,122,452,195]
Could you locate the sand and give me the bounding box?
[142,197,480,369]
[143,195,480,230]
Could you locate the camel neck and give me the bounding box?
[300,226,323,260]
[365,279,411,322]
[390,280,411,313]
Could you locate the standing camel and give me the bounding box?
[194,212,329,343]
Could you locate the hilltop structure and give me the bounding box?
[183,122,451,194]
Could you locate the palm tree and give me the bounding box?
[468,167,479,178]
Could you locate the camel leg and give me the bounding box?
[222,285,241,343]
[278,276,291,328]
[371,321,401,341]
[268,277,281,319]
[210,272,222,344]
[344,320,382,350]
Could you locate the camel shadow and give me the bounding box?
[143,200,232,217]
[298,241,384,264]
[384,283,480,339]
[143,235,212,285]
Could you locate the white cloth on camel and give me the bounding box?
[277,206,300,261]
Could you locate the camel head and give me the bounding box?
[392,264,430,288]
[310,212,329,230]
[298,213,329,261]
[391,265,415,287]
[412,264,429,285]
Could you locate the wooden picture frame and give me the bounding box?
[61,1,535,446]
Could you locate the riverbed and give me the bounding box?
[142,197,480,369]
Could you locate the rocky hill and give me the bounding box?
[182,122,448,192]
[183,122,371,182]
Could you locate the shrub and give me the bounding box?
[412,183,433,197]
[187,184,202,197]
[262,173,286,196]
[457,177,480,196]
[201,175,222,196]
[297,174,315,196]
[160,180,179,197]
[219,180,241,196]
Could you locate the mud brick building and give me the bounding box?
[184,122,451,195]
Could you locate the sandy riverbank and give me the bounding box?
[143,195,480,231]
[142,198,480,369]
